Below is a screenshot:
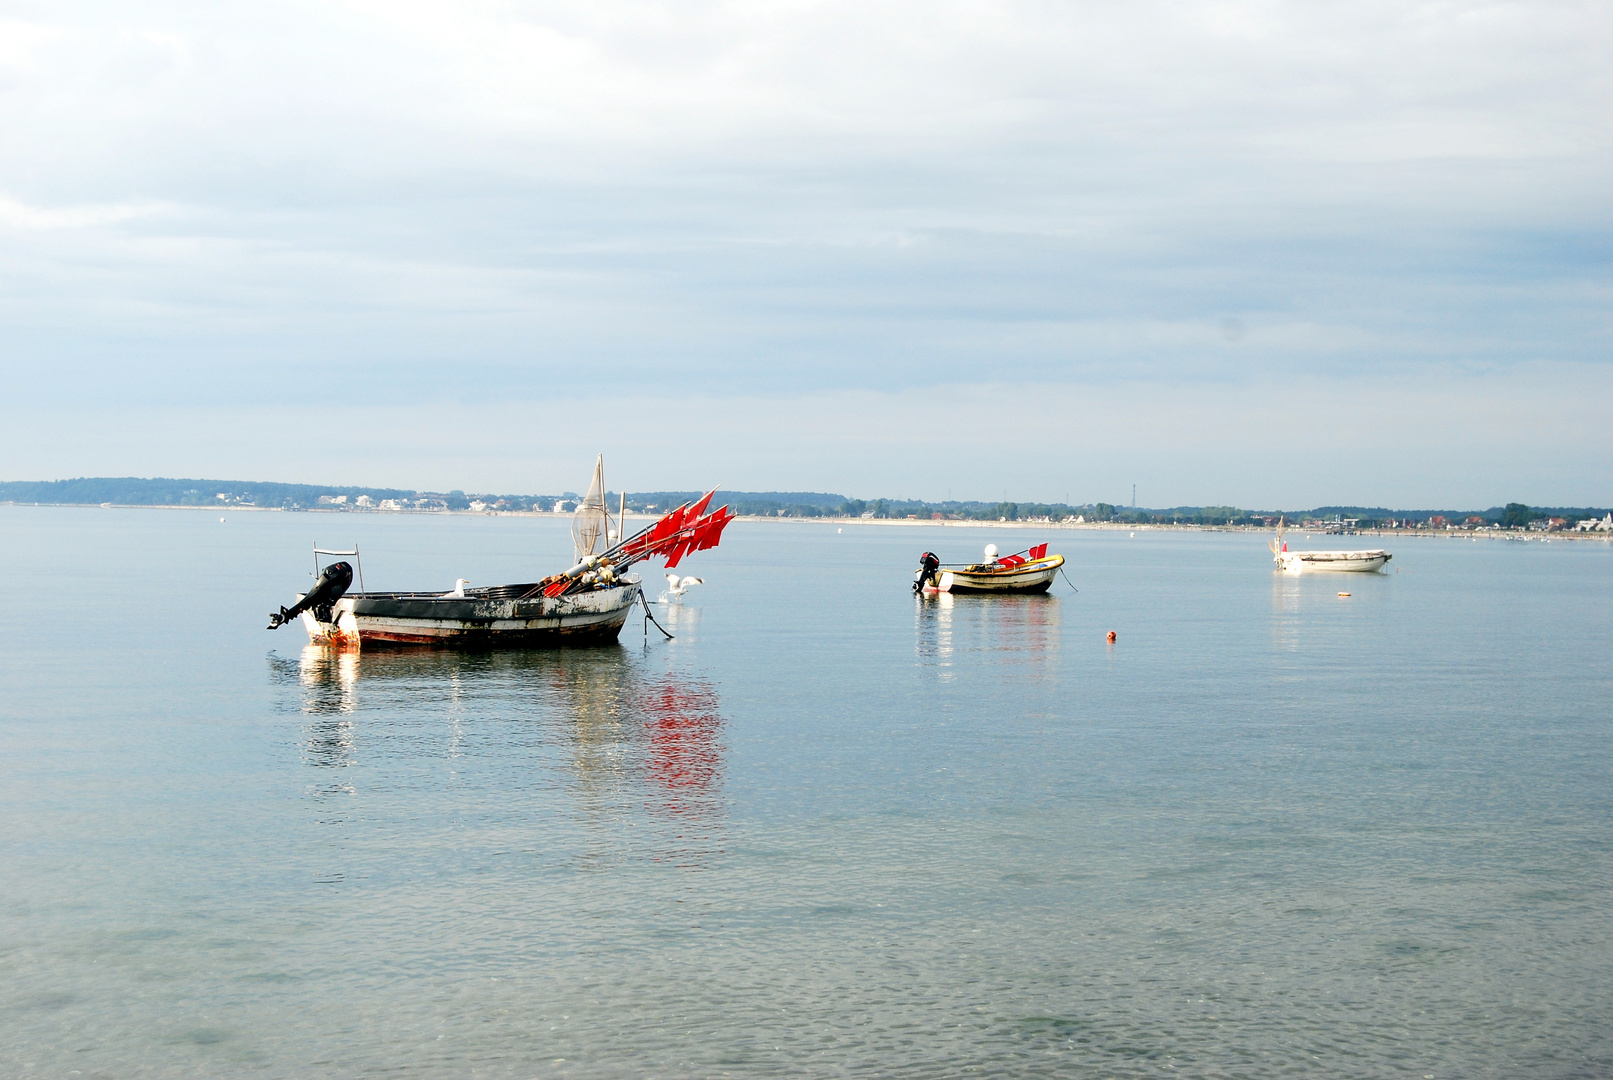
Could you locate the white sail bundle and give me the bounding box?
[571,454,613,562]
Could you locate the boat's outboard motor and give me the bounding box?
[268,561,353,630]
[913,551,941,594]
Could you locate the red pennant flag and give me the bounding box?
[1029,543,1048,560]
[695,507,732,551]
[628,502,689,560]
[1000,554,1026,568]
[665,505,734,568]
[664,527,697,568]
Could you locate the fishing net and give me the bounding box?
[571,454,611,562]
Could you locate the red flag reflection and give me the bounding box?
[642,678,723,805]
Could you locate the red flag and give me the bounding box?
[664,526,697,568]
[628,502,689,560]
[665,506,734,568]
[1000,554,1026,568]
[695,507,732,551]
[1029,543,1048,560]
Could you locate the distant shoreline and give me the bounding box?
[4,500,1607,542]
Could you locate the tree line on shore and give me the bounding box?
[0,478,1604,529]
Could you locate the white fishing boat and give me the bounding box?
[267,457,734,648]
[1270,518,1391,574]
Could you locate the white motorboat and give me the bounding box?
[1270,518,1390,574]
[914,543,1064,594]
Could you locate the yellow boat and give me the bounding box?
[914,544,1065,595]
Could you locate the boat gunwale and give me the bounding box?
[933,554,1065,577]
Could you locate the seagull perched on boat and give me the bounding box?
[663,574,703,599]
[441,579,470,597]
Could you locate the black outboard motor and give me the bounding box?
[268,561,353,630]
[913,551,941,594]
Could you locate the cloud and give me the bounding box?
[0,192,172,229]
[0,1,1608,499]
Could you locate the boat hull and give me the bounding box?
[925,555,1064,594]
[300,582,642,648]
[1275,551,1391,574]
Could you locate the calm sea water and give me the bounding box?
[2,506,1611,1078]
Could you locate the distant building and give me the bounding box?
[355,495,374,507]
[317,494,348,505]
[1547,517,1568,531]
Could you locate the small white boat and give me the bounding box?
[915,543,1064,595]
[1270,519,1390,574]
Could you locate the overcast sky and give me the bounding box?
[1,0,1608,506]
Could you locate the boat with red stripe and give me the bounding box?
[913,543,1065,595]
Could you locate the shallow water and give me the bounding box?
[2,507,1611,1077]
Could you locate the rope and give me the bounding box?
[640,593,674,640]
[1060,567,1080,593]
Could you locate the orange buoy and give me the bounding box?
[1338,592,1350,597]
[1106,630,1117,643]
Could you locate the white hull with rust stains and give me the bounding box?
[299,581,643,648]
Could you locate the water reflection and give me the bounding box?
[1271,573,1303,653]
[914,594,956,677]
[271,644,727,867]
[640,675,725,867]
[296,644,360,715]
[915,593,1061,679]
[549,650,726,867]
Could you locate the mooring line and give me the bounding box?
[640,593,674,640]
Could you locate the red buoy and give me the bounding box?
[1106,630,1117,643]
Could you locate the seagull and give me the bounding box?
[663,574,703,599]
[441,579,470,597]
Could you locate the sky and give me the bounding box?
[1,0,1609,508]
